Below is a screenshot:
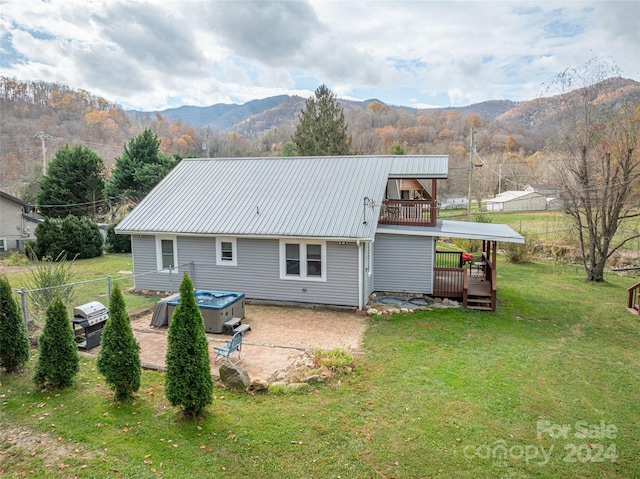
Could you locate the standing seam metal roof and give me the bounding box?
[115,155,448,239]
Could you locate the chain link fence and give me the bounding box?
[12,262,194,329]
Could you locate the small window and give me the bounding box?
[216,237,237,266]
[156,236,177,272]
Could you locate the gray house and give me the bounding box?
[0,191,39,251]
[116,156,524,311]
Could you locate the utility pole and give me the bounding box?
[498,164,502,194]
[35,132,51,174]
[466,127,475,221]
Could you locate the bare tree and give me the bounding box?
[549,59,640,281]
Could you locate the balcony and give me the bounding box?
[378,199,437,227]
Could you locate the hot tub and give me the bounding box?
[167,290,245,334]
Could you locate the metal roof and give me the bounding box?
[485,190,543,203]
[116,155,448,239]
[377,220,525,244]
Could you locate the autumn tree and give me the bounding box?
[165,273,213,418]
[0,276,30,373]
[37,144,106,219]
[104,129,179,206]
[549,59,640,282]
[291,84,352,156]
[97,284,141,401]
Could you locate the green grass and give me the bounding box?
[1,259,639,478]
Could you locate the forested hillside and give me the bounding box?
[1,76,638,201]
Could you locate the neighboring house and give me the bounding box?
[116,156,524,311]
[0,191,40,251]
[485,190,547,212]
[439,195,467,209]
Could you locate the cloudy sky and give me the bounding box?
[1,1,638,111]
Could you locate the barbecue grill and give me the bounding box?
[70,301,109,350]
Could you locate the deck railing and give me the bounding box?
[627,281,640,315]
[433,267,465,299]
[379,199,437,227]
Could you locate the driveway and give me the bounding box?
[124,303,369,383]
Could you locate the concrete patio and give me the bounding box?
[90,304,369,383]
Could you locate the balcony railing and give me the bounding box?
[378,199,437,227]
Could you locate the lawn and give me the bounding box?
[1,257,639,478]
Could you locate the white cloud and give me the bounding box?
[0,0,637,110]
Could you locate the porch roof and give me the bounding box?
[376,220,525,244]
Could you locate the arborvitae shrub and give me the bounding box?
[165,273,213,418]
[97,284,141,401]
[33,298,79,389]
[0,276,30,373]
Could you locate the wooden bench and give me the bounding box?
[213,331,244,364]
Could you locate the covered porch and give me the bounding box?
[376,220,525,312]
[433,242,498,311]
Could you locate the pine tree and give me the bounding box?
[0,277,30,373]
[33,298,79,389]
[37,144,106,219]
[104,129,178,205]
[292,84,352,156]
[97,284,141,401]
[165,273,213,418]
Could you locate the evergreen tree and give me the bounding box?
[0,276,30,373]
[165,273,213,418]
[37,144,105,219]
[291,84,352,156]
[97,284,141,401]
[33,216,103,260]
[33,298,79,389]
[105,129,178,205]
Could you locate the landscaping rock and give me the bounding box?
[219,362,251,391]
[248,378,269,394]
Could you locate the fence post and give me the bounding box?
[107,276,112,298]
[19,287,28,329]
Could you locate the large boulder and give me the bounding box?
[219,361,251,391]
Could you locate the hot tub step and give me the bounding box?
[223,317,242,335]
[233,323,251,335]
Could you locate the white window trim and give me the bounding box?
[279,239,327,282]
[156,235,178,273]
[216,237,237,266]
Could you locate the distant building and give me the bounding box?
[439,195,467,209]
[485,190,547,212]
[0,191,41,251]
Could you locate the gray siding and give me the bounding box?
[133,235,360,307]
[373,233,434,294]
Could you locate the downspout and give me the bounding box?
[357,240,363,310]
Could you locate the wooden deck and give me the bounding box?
[433,248,497,311]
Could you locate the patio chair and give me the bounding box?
[214,331,244,364]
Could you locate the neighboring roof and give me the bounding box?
[116,155,448,240]
[377,220,525,244]
[485,190,544,204]
[0,190,30,207]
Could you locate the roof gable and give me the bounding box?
[116,155,448,239]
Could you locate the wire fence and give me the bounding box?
[12,262,194,328]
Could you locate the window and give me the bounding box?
[216,237,237,266]
[280,240,326,281]
[156,236,177,272]
[285,243,300,275]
